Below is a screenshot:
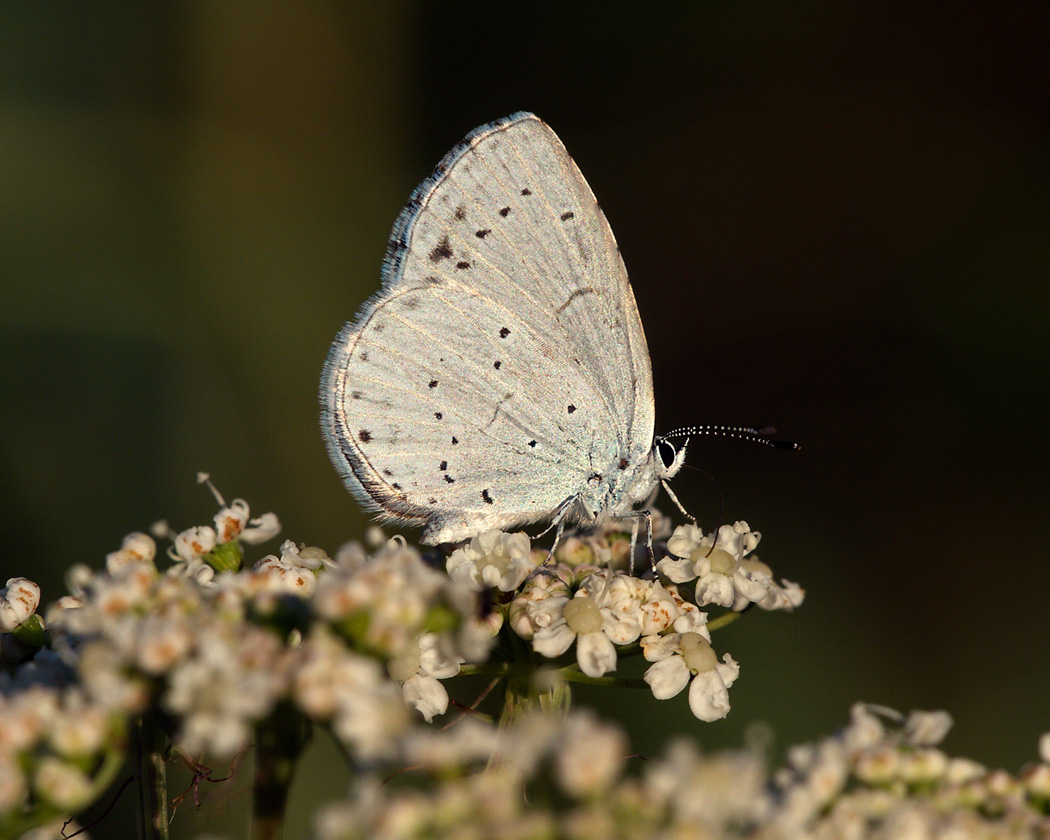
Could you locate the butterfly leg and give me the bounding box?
[623,508,656,576]
[661,479,698,526]
[540,496,578,565]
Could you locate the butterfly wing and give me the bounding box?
[322,113,654,543]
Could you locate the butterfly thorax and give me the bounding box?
[574,444,661,524]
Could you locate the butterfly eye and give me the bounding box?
[657,439,677,471]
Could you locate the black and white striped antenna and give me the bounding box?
[657,425,800,452]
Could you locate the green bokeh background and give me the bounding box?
[2,4,1048,837]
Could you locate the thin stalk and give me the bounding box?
[250,703,312,840]
[134,714,169,840]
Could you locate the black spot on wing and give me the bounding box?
[439,460,447,471]
[476,229,490,238]
[350,390,362,400]
[482,489,494,504]
[455,261,471,269]
[429,379,438,388]
[528,440,537,448]
[454,206,466,220]
[499,327,510,338]
[451,436,458,445]
[435,412,443,420]
[499,207,511,217]
[444,474,455,484]
[359,430,372,442]
[493,360,501,370]
[521,188,531,196]
[429,235,453,263]
[560,211,574,221]
[567,404,576,414]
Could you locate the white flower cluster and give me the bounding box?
[0,482,489,834]
[311,704,1050,840]
[452,518,801,721]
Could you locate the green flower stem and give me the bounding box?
[457,663,512,677]
[707,611,742,632]
[558,670,649,689]
[135,713,169,840]
[251,703,312,840]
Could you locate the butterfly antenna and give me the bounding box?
[677,463,726,558]
[660,425,800,452]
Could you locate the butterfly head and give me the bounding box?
[654,436,689,481]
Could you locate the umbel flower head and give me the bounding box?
[0,474,808,836]
[310,704,1050,840]
[4,474,1048,840]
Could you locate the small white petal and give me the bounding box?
[694,573,735,608]
[656,555,698,583]
[531,621,577,658]
[575,631,617,678]
[644,655,691,700]
[241,512,282,544]
[688,669,732,721]
[1040,732,1050,765]
[715,653,740,689]
[640,633,681,662]
[904,710,953,745]
[401,674,449,722]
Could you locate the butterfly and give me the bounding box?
[321,113,789,556]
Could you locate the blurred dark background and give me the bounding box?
[2,3,1048,835]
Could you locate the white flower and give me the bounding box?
[446,530,535,591]
[641,631,738,721]
[252,543,321,597]
[292,627,410,758]
[904,709,953,746]
[525,571,694,679]
[0,578,41,631]
[401,717,502,770]
[898,747,949,784]
[172,525,216,563]
[554,711,627,797]
[843,703,888,751]
[196,473,280,546]
[0,754,27,813]
[134,616,194,675]
[332,683,411,761]
[530,582,620,678]
[213,498,252,543]
[164,626,288,756]
[47,695,109,758]
[105,532,157,574]
[659,523,759,605]
[313,536,450,656]
[33,757,93,810]
[401,674,449,723]
[389,633,460,722]
[507,572,572,640]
